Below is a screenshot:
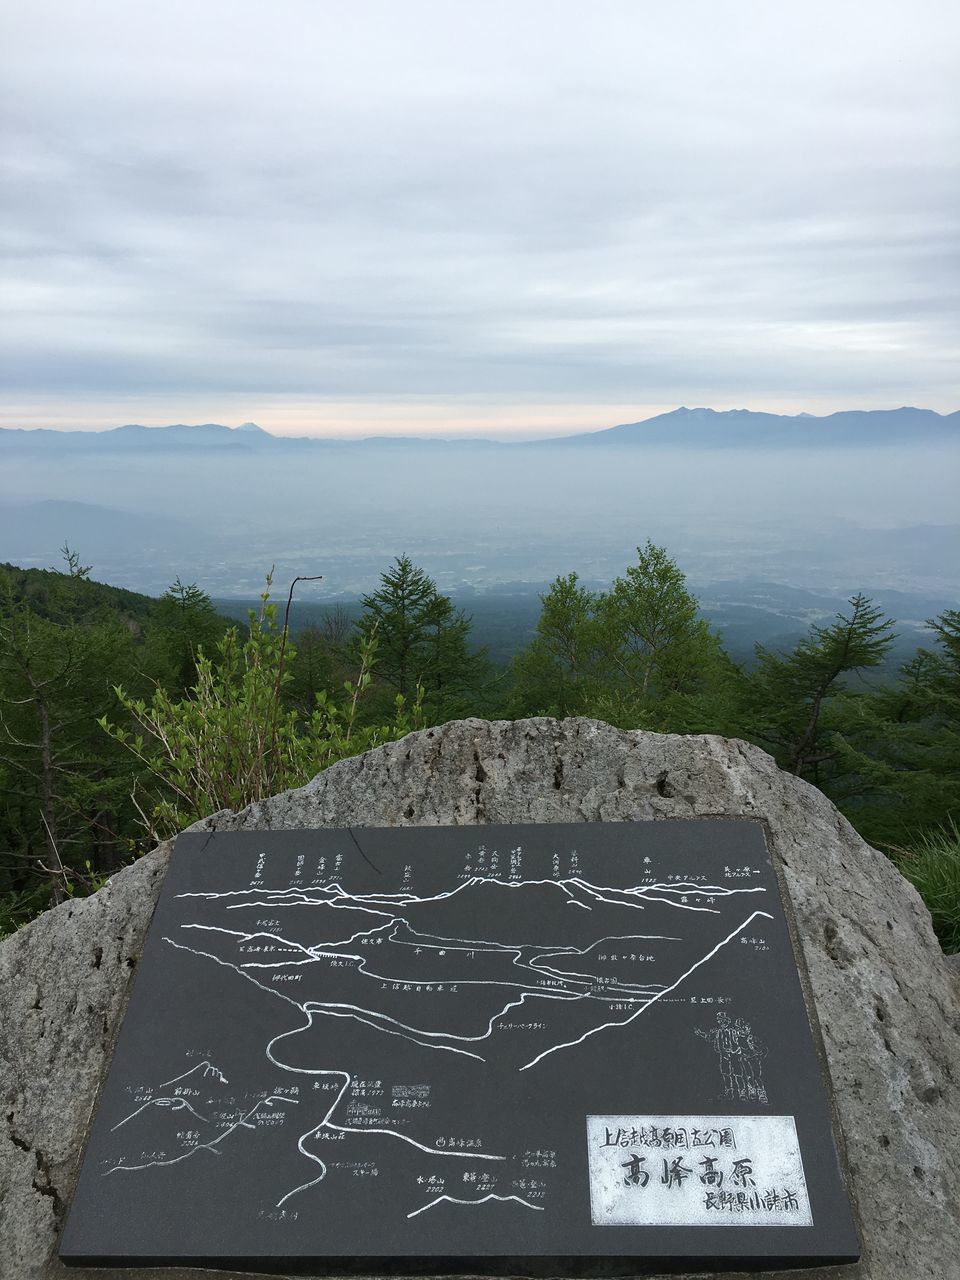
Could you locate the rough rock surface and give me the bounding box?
[2,718,958,1280]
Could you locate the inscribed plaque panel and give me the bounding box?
[60,820,860,1271]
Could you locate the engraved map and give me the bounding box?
[60,821,860,1268]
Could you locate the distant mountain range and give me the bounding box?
[1,406,957,450]
[550,405,959,447]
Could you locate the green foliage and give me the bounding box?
[0,559,158,628]
[142,578,230,694]
[0,880,54,939]
[0,857,115,939]
[510,544,742,733]
[594,543,741,731]
[284,606,353,717]
[101,592,422,840]
[890,822,960,954]
[0,565,144,913]
[597,543,714,699]
[2,546,959,953]
[747,593,896,781]
[352,555,489,723]
[508,572,598,716]
[826,612,960,847]
[60,542,92,580]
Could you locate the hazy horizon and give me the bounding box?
[2,402,958,441]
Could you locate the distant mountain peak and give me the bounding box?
[92,421,277,447]
[527,404,958,447]
[0,407,955,452]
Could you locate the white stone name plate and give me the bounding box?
[587,1114,813,1227]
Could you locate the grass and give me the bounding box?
[891,820,960,955]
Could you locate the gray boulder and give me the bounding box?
[2,718,958,1280]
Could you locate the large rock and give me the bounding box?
[2,718,958,1280]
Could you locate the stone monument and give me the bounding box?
[2,718,959,1279]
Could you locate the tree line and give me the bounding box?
[1,546,957,948]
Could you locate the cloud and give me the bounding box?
[1,0,958,430]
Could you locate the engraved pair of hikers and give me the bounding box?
[696,1012,769,1104]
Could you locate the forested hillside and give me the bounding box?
[1,549,957,950]
[0,558,232,929]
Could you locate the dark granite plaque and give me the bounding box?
[60,821,860,1272]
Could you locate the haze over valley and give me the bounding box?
[2,409,956,666]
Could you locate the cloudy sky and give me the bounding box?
[2,0,957,436]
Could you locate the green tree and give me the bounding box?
[926,609,960,710]
[352,556,488,722]
[59,542,92,580]
[509,573,599,716]
[285,606,354,717]
[594,541,728,710]
[828,609,960,846]
[144,578,227,694]
[509,544,741,732]
[747,593,896,782]
[0,569,139,917]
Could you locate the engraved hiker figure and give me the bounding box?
[734,1018,768,1104]
[695,1012,739,1099]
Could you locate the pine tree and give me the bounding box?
[0,569,138,913]
[353,556,488,721]
[748,593,896,781]
[829,609,960,846]
[145,578,226,694]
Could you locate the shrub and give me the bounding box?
[101,592,421,841]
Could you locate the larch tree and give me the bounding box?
[352,556,488,722]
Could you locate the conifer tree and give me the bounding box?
[748,593,895,781]
[595,541,725,705]
[353,556,488,721]
[0,568,138,913]
[145,578,226,693]
[510,544,740,731]
[828,609,960,845]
